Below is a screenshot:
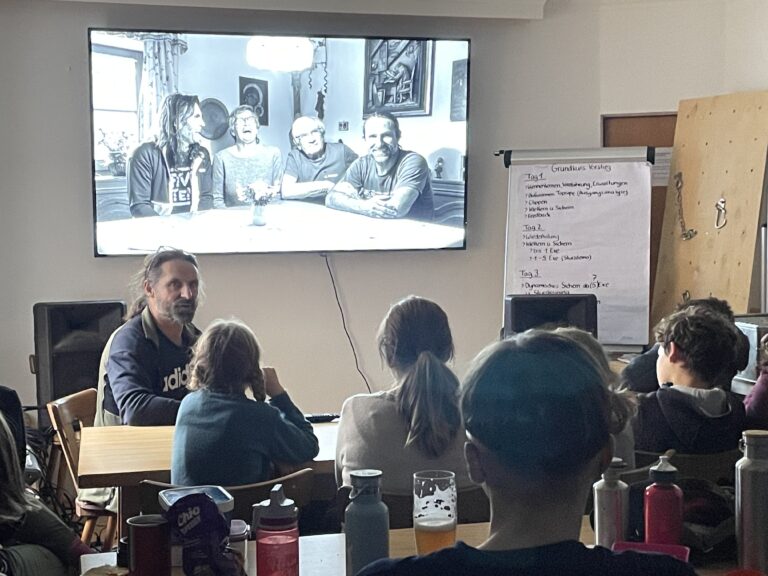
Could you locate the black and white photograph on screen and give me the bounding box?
[88,30,469,256]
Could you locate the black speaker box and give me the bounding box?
[30,300,125,428]
[502,294,598,340]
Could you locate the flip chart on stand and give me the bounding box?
[502,147,654,347]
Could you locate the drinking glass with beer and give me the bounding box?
[413,470,457,555]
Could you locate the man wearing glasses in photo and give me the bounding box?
[281,116,358,202]
[212,105,282,208]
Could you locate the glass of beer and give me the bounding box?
[413,470,457,555]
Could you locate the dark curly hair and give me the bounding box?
[655,307,741,385]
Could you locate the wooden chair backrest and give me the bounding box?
[139,467,315,522]
[46,388,98,488]
[337,485,490,529]
[634,448,741,485]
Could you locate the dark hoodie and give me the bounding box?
[633,384,746,453]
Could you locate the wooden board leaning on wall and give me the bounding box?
[651,90,768,328]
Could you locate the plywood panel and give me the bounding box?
[651,91,768,326]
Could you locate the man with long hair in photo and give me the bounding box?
[128,93,213,216]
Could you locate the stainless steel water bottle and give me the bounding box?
[736,430,768,572]
[344,469,389,575]
[593,457,629,549]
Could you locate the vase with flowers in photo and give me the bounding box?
[241,185,275,226]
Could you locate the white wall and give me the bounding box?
[1,0,766,412]
[599,0,768,114]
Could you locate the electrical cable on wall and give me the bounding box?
[322,253,371,393]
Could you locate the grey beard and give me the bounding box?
[170,299,196,324]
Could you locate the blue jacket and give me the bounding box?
[100,307,199,426]
[171,390,319,486]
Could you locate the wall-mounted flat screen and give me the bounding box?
[89,29,470,256]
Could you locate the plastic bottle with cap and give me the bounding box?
[593,457,629,549]
[252,484,299,576]
[644,455,683,545]
[344,469,389,576]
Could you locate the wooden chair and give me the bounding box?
[47,388,117,550]
[138,467,314,522]
[337,485,490,529]
[635,448,741,484]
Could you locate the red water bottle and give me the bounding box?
[644,455,683,545]
[253,484,299,576]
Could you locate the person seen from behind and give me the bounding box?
[172,319,319,486]
[336,295,472,493]
[633,307,747,453]
[358,330,697,576]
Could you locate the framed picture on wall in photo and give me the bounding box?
[239,76,269,126]
[363,39,434,117]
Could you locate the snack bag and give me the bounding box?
[166,492,246,576]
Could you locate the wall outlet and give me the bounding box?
[338,121,349,131]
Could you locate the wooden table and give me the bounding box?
[78,422,338,530]
[82,519,735,575]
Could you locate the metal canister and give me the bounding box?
[736,430,768,571]
[593,457,629,549]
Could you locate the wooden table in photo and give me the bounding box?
[77,421,338,532]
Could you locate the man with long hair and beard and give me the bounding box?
[128,93,213,217]
[96,247,203,426]
[85,247,204,510]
